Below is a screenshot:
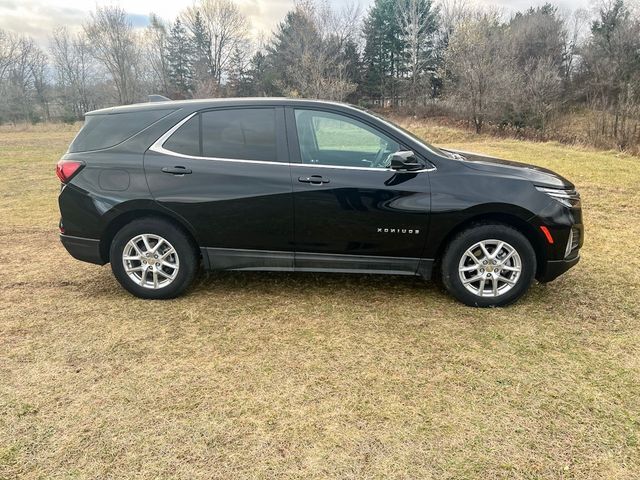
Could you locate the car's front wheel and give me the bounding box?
[441,224,536,307]
[110,218,199,299]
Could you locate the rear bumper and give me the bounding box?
[60,234,106,265]
[538,255,580,283]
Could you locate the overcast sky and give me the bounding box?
[0,0,594,46]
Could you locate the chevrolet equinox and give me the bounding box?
[57,98,582,307]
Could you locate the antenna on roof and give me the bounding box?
[149,94,171,102]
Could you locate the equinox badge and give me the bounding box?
[377,228,421,234]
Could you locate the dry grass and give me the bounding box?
[1,122,639,479]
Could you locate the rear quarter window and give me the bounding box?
[163,115,200,157]
[69,109,175,153]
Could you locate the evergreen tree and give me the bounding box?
[342,39,363,103]
[190,10,213,81]
[245,51,274,96]
[167,18,195,98]
[266,9,322,96]
[226,45,251,96]
[362,0,439,107]
[264,6,356,100]
[362,0,405,105]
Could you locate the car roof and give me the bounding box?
[85,97,362,116]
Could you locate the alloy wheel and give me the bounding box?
[122,234,180,289]
[458,239,522,298]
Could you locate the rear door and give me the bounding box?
[286,107,431,274]
[145,106,295,270]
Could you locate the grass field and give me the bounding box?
[1,121,639,479]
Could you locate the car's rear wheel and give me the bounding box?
[441,224,536,307]
[110,218,198,299]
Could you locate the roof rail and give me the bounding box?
[148,94,171,102]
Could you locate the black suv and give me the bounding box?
[57,98,582,307]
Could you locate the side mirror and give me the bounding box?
[390,151,422,171]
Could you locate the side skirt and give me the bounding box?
[202,247,434,278]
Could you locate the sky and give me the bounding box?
[0,0,594,47]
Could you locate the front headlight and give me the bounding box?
[536,186,581,208]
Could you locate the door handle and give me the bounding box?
[162,166,192,175]
[298,175,329,184]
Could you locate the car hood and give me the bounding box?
[442,149,574,189]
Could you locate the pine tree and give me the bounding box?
[342,39,362,87]
[226,45,250,96]
[167,18,195,98]
[266,9,322,96]
[362,0,405,105]
[190,11,213,81]
[245,51,273,96]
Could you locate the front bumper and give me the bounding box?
[60,234,106,265]
[537,254,580,283]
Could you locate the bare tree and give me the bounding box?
[396,0,439,109]
[437,0,470,41]
[84,6,141,104]
[50,27,99,117]
[311,0,362,48]
[29,47,49,121]
[268,2,357,101]
[445,11,513,133]
[0,35,50,123]
[523,56,562,131]
[182,0,248,88]
[0,29,18,83]
[580,0,640,149]
[144,14,171,96]
[505,5,567,130]
[562,8,590,80]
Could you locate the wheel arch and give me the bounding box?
[433,212,547,276]
[99,208,200,263]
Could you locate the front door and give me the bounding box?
[145,106,295,270]
[287,108,431,274]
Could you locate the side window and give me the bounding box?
[163,115,200,156]
[294,109,400,168]
[70,109,175,153]
[162,108,279,162]
[202,108,277,162]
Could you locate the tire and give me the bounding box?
[441,223,536,307]
[110,217,199,299]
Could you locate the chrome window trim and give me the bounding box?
[148,111,436,173]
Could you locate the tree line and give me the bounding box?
[1,0,639,152]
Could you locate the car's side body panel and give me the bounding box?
[144,107,294,254]
[283,105,432,267]
[57,98,582,286]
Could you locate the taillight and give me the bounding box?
[56,160,85,183]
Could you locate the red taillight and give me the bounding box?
[56,160,84,183]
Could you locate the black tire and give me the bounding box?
[441,223,536,307]
[110,217,199,299]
